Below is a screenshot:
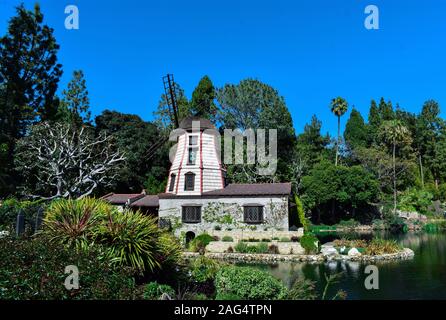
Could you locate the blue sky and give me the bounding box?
[1,0,445,135]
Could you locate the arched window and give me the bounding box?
[184,172,195,191]
[168,173,176,192]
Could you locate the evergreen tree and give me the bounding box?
[190,75,217,121]
[378,97,394,121]
[344,108,368,151]
[59,70,91,126]
[0,3,62,196]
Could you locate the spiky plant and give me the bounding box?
[94,209,162,273]
[43,198,113,250]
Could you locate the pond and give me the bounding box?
[240,231,446,300]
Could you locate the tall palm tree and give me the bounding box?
[330,97,349,166]
[380,120,411,213]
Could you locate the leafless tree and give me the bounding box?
[16,122,125,199]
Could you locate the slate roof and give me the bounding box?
[130,195,159,207]
[101,193,144,205]
[179,116,215,131]
[158,183,292,199]
[202,183,292,197]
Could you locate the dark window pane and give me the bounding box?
[243,206,263,224]
[182,206,201,223]
[184,172,195,191]
[168,174,176,191]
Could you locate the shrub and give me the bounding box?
[364,238,402,255]
[143,281,175,300]
[234,241,249,253]
[44,198,181,273]
[215,292,241,300]
[191,256,221,282]
[256,242,269,254]
[268,244,280,254]
[291,236,299,242]
[43,198,113,250]
[247,238,260,242]
[222,236,233,242]
[0,235,135,299]
[300,233,319,254]
[333,238,367,249]
[398,188,434,215]
[226,246,234,253]
[156,232,183,269]
[279,237,291,242]
[288,278,317,300]
[337,219,359,229]
[94,209,162,272]
[214,225,222,231]
[189,233,214,253]
[261,238,271,242]
[215,266,287,300]
[294,195,309,231]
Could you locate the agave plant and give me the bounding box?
[94,209,162,273]
[43,198,113,250]
[156,232,183,268]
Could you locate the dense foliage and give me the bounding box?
[43,198,182,273]
[214,266,288,300]
[0,235,136,300]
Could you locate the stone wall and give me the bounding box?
[206,240,305,255]
[159,196,290,237]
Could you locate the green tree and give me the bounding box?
[378,97,394,121]
[0,4,62,196]
[379,120,413,213]
[416,100,445,189]
[344,108,368,151]
[217,79,296,181]
[301,161,379,223]
[330,97,348,166]
[95,110,169,193]
[58,70,91,126]
[368,99,380,145]
[190,75,217,121]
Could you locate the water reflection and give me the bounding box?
[240,231,446,300]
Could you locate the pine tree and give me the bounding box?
[0,3,62,196]
[59,70,91,126]
[190,75,217,121]
[344,108,368,151]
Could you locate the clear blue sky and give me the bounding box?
[1,0,445,135]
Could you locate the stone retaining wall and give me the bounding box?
[183,248,414,264]
[206,241,305,255]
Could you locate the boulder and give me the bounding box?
[347,247,361,256]
[321,247,338,256]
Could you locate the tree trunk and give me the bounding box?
[393,141,397,214]
[335,115,340,166]
[419,153,424,188]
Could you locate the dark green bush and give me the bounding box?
[215,266,287,300]
[143,281,175,300]
[189,233,214,252]
[256,242,269,254]
[0,236,135,299]
[222,236,233,242]
[234,241,249,253]
[190,256,221,282]
[300,233,319,254]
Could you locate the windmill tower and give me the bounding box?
[165,116,226,196]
